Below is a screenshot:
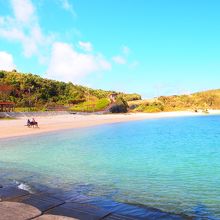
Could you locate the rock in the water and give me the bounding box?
[0,201,41,220]
[0,186,29,201]
[35,214,79,220]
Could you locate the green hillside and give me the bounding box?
[129,89,220,113]
[0,70,141,112]
[1,70,218,113]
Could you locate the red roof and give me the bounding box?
[0,101,15,105]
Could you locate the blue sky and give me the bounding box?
[0,0,220,98]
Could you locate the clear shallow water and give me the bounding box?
[0,115,220,219]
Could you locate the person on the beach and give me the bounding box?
[32,118,36,123]
[27,119,31,127]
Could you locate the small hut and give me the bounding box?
[0,101,15,112]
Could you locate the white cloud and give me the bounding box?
[79,41,93,52]
[11,0,35,24]
[47,42,111,82]
[0,0,52,59]
[0,51,16,71]
[112,55,126,65]
[0,0,113,81]
[113,46,139,68]
[60,0,76,16]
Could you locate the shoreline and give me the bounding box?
[1,110,220,140]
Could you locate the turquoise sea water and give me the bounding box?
[0,115,220,219]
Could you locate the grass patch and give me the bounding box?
[70,98,110,112]
[132,102,164,113]
[0,117,16,120]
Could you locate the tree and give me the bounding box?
[0,85,14,101]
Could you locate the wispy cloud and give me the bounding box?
[129,60,139,69]
[122,45,130,55]
[79,41,93,52]
[113,45,139,68]
[0,0,53,61]
[112,55,126,65]
[59,0,77,17]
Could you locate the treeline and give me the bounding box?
[158,91,220,111]
[0,70,141,111]
[129,89,220,113]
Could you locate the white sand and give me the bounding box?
[0,111,220,139]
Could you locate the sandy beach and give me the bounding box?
[1,110,220,139]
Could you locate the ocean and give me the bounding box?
[0,115,220,219]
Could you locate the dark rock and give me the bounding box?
[103,213,137,220]
[21,194,64,212]
[109,104,128,113]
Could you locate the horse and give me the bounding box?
[27,121,39,128]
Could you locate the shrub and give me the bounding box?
[96,98,110,110]
[143,105,162,113]
[132,102,164,113]
[0,71,5,78]
[123,93,142,101]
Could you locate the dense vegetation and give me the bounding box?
[129,90,220,113]
[1,70,219,113]
[0,70,141,112]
